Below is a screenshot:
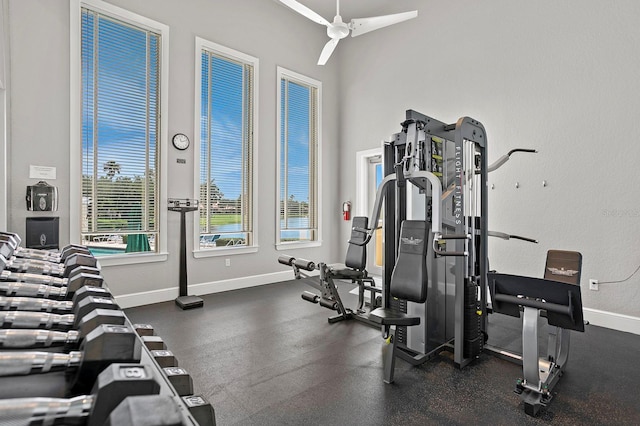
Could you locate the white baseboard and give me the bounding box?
[115,270,292,309]
[583,308,640,335]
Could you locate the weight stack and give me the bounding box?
[463,282,482,359]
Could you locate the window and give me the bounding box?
[276,67,321,247]
[71,0,169,263]
[195,38,257,254]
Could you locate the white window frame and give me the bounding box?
[275,66,322,250]
[70,0,169,266]
[193,38,259,258]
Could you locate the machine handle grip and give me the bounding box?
[507,148,537,155]
[432,234,468,257]
[436,233,470,240]
[509,235,538,244]
[347,227,373,246]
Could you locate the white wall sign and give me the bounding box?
[29,165,57,180]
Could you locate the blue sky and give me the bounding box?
[82,11,158,181]
[83,11,312,206]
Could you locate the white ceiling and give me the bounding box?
[274,0,415,22]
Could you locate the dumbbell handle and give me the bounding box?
[8,256,65,270]
[0,311,75,330]
[0,395,93,424]
[0,350,82,375]
[13,249,62,263]
[0,329,80,348]
[0,282,68,299]
[1,269,67,286]
[4,258,63,275]
[0,296,73,313]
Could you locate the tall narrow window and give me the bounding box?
[277,68,321,246]
[196,39,257,251]
[80,6,161,256]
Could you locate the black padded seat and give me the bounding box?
[328,267,365,279]
[369,220,429,383]
[368,307,420,327]
[326,216,370,280]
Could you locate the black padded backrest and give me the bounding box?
[488,272,585,332]
[345,217,368,270]
[544,250,582,285]
[389,220,428,303]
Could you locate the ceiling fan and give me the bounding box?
[278,0,418,65]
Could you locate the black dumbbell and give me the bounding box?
[0,295,120,331]
[0,363,160,426]
[0,265,103,289]
[163,367,194,396]
[140,335,167,350]
[0,307,126,349]
[0,324,141,393]
[107,394,218,426]
[106,395,190,426]
[0,274,104,299]
[182,395,217,426]
[0,248,98,278]
[150,350,179,368]
[0,241,97,272]
[0,284,111,313]
[133,323,155,336]
[0,232,90,263]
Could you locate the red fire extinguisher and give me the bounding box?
[343,201,351,221]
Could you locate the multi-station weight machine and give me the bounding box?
[280,109,585,416]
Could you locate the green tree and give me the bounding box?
[103,160,121,180]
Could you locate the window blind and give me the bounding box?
[199,51,254,249]
[81,8,159,253]
[279,77,318,242]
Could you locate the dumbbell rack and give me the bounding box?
[0,319,211,424]
[0,232,214,425]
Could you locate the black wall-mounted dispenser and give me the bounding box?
[26,181,58,211]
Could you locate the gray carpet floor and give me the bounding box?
[125,279,640,426]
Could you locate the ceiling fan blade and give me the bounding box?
[318,38,339,65]
[278,0,331,26]
[350,11,418,37]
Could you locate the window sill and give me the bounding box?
[95,252,169,267]
[275,241,322,251]
[193,245,259,259]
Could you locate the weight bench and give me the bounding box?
[278,217,381,326]
[368,220,429,384]
[488,250,584,416]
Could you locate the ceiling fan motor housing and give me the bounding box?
[328,16,349,39]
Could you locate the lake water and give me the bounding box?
[211,217,311,239]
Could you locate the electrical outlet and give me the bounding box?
[225,258,231,267]
[589,279,599,291]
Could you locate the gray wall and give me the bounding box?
[5,0,640,319]
[337,0,640,318]
[5,0,341,297]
